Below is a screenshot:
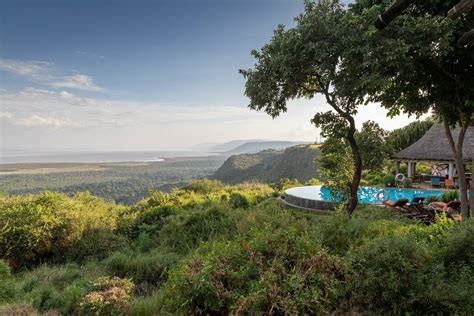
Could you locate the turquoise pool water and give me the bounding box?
[285,185,447,205]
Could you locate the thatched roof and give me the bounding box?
[392,124,474,163]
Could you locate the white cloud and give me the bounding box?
[16,115,81,128]
[49,74,102,92]
[0,59,51,77]
[0,58,103,92]
[0,87,419,151]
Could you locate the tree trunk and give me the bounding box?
[470,155,474,216]
[346,117,362,217]
[443,120,469,219]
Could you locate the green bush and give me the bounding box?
[158,207,236,254]
[0,260,16,304]
[160,227,349,315]
[105,250,180,292]
[184,179,225,194]
[65,228,127,262]
[15,262,105,314]
[402,177,413,188]
[0,192,121,268]
[79,276,134,316]
[348,236,434,313]
[382,173,395,187]
[440,190,459,203]
[229,192,250,208]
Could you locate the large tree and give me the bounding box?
[240,0,364,216]
[348,0,474,217]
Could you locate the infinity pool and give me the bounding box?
[284,185,446,205]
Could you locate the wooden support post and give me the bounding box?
[407,161,413,178]
[374,0,415,30]
[448,0,474,19]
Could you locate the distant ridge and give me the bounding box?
[224,141,304,155]
[212,144,321,184]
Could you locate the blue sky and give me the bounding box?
[0,0,414,151]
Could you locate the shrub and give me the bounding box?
[0,260,16,304]
[184,179,225,194]
[160,227,349,315]
[79,277,133,316]
[382,173,395,187]
[122,205,178,240]
[15,262,105,314]
[440,190,459,203]
[229,192,250,208]
[273,178,301,191]
[105,250,180,293]
[158,207,236,254]
[0,192,120,268]
[439,219,474,270]
[348,236,434,313]
[402,177,413,188]
[65,228,126,262]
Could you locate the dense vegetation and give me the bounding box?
[0,157,225,205]
[1,180,473,315]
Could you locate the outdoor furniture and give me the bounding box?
[411,197,425,205]
[445,179,455,189]
[431,176,444,188]
[383,198,409,211]
[430,200,461,211]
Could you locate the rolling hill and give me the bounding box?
[224,141,304,154]
[212,144,321,184]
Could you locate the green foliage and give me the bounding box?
[0,158,225,205]
[386,120,434,152]
[79,276,134,316]
[355,121,389,171]
[318,136,353,200]
[440,190,459,203]
[349,236,434,313]
[402,177,413,188]
[105,250,180,292]
[0,192,121,268]
[3,182,474,315]
[0,260,16,304]
[157,207,236,254]
[160,227,348,315]
[382,173,396,187]
[184,179,225,194]
[229,192,250,209]
[15,262,105,314]
[272,178,301,192]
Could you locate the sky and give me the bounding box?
[0,0,419,152]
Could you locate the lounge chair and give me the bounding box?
[445,179,455,189]
[383,198,410,212]
[429,200,461,211]
[411,197,425,205]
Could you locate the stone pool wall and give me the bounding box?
[283,192,336,211]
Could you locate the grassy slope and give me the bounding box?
[2,181,472,315]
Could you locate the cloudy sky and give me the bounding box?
[0,0,417,151]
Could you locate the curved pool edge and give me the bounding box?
[282,186,336,212]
